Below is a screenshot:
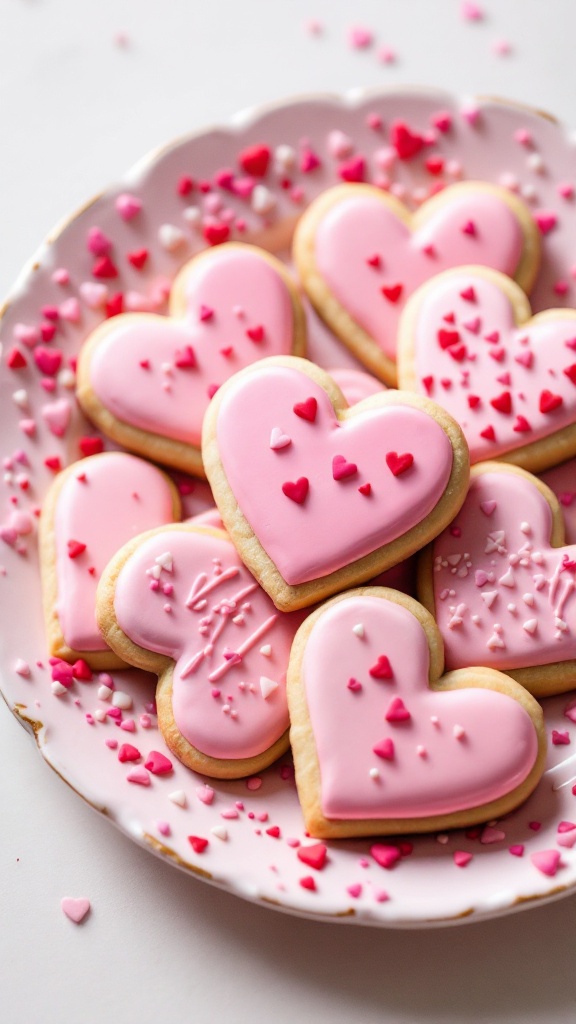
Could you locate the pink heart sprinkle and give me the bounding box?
[116,193,142,220]
[61,897,91,924]
[144,750,173,774]
[370,843,402,869]
[530,849,562,876]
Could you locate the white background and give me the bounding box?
[2,1,576,1021]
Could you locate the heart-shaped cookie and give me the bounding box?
[287,588,545,838]
[398,265,576,472]
[97,524,303,778]
[77,243,306,477]
[202,356,469,611]
[419,462,576,696]
[294,181,540,385]
[39,452,180,668]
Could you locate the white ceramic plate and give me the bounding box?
[2,87,576,927]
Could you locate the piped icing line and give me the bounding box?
[397,265,576,472]
[294,181,541,385]
[39,452,181,669]
[419,462,576,696]
[76,243,307,478]
[287,587,546,839]
[203,355,470,612]
[97,524,303,778]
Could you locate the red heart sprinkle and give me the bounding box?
[437,328,460,349]
[73,659,93,681]
[369,655,393,680]
[67,540,86,559]
[386,451,414,477]
[282,477,309,504]
[347,677,363,691]
[203,222,230,246]
[238,144,271,177]
[175,345,197,369]
[539,389,563,413]
[480,425,496,441]
[460,286,476,302]
[293,397,317,422]
[128,248,148,269]
[358,482,372,496]
[564,363,576,385]
[422,375,434,395]
[297,843,328,870]
[489,391,512,414]
[7,347,27,370]
[92,255,118,279]
[299,875,316,891]
[513,415,532,433]
[447,343,467,362]
[246,324,265,343]
[384,696,411,722]
[188,835,209,854]
[266,825,281,838]
[381,283,403,303]
[390,120,425,160]
[366,253,381,268]
[332,454,358,481]
[79,436,104,457]
[468,395,481,409]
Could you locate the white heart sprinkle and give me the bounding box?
[352,623,365,638]
[169,790,187,807]
[260,676,279,700]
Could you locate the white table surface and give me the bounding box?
[2,1,576,1021]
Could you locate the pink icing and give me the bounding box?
[410,271,576,462]
[302,595,538,819]
[432,469,576,671]
[314,189,526,360]
[54,452,177,651]
[540,458,576,544]
[113,528,302,760]
[216,364,453,585]
[89,247,296,447]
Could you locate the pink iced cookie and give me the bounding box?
[97,525,303,778]
[398,266,576,471]
[202,357,469,611]
[39,452,180,668]
[294,182,540,385]
[420,462,576,696]
[540,458,576,544]
[287,588,545,838]
[77,243,306,477]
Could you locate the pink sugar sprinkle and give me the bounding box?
[157,821,171,837]
[492,38,512,56]
[348,25,373,49]
[247,776,262,791]
[461,1,484,20]
[52,268,70,285]
[304,18,323,36]
[377,46,396,64]
[552,730,570,745]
